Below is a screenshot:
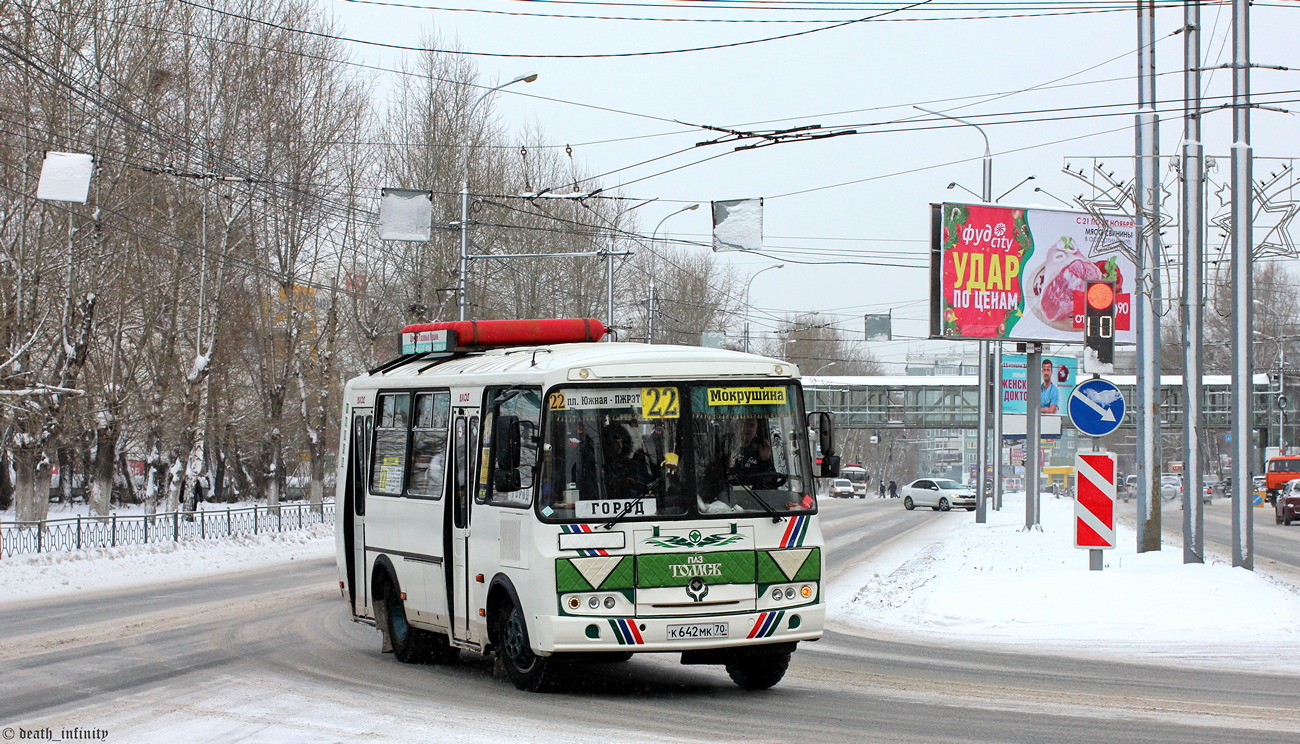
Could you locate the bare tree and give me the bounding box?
[768,313,883,375]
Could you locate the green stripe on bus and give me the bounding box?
[636,550,756,588]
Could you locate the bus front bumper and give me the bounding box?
[534,604,825,655]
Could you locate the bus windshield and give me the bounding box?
[537,383,815,523]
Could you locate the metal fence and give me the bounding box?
[0,501,335,559]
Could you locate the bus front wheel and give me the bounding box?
[725,651,791,690]
[384,588,430,664]
[498,603,551,692]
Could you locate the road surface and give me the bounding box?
[1,499,1296,743]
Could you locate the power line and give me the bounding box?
[175,0,935,59]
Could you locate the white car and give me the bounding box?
[1160,475,1183,502]
[828,478,856,499]
[901,478,977,512]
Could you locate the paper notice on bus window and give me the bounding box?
[575,498,656,520]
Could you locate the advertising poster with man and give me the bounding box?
[1002,353,1077,416]
[929,203,1137,344]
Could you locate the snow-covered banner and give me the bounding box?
[379,187,433,242]
[36,151,94,203]
[929,202,1137,344]
[711,198,763,252]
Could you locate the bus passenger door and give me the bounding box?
[448,412,478,642]
[346,410,372,616]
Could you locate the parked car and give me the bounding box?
[828,478,856,499]
[1275,479,1300,525]
[901,478,977,512]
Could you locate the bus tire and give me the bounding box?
[725,651,790,690]
[384,587,430,664]
[498,602,551,692]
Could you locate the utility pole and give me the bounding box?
[1025,343,1043,530]
[646,282,657,344]
[1135,0,1163,552]
[1181,0,1206,564]
[458,73,538,321]
[1229,0,1254,570]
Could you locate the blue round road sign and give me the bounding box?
[1068,378,1126,437]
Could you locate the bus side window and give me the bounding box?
[370,392,410,496]
[407,391,450,499]
[454,416,469,528]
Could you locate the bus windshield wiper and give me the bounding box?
[602,497,641,530]
[733,480,784,523]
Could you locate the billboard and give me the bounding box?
[929,203,1137,343]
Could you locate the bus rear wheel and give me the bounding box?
[498,602,552,692]
[725,651,791,690]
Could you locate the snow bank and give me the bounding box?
[830,491,1300,671]
[0,523,334,602]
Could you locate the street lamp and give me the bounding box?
[997,175,1036,201]
[642,204,700,344]
[916,105,998,524]
[1033,186,1075,208]
[743,264,783,353]
[458,72,538,321]
[813,361,838,376]
[917,106,991,203]
[946,181,982,201]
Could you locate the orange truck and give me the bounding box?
[1264,454,1300,504]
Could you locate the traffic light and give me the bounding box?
[1084,280,1116,364]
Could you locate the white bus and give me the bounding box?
[335,318,840,691]
[839,465,870,497]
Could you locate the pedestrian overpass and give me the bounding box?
[801,374,1271,432]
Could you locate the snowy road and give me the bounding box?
[1,500,1298,743]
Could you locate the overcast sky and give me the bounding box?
[318,0,1298,370]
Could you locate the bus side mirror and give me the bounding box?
[807,412,839,478]
[821,454,841,479]
[494,415,522,492]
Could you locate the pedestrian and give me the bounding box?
[888,480,897,498]
[878,480,886,498]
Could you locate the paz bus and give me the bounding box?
[839,464,869,497]
[334,318,840,691]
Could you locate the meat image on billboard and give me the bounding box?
[928,202,1137,344]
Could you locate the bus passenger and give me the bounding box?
[603,423,653,500]
[732,419,780,488]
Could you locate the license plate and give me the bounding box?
[666,622,729,640]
